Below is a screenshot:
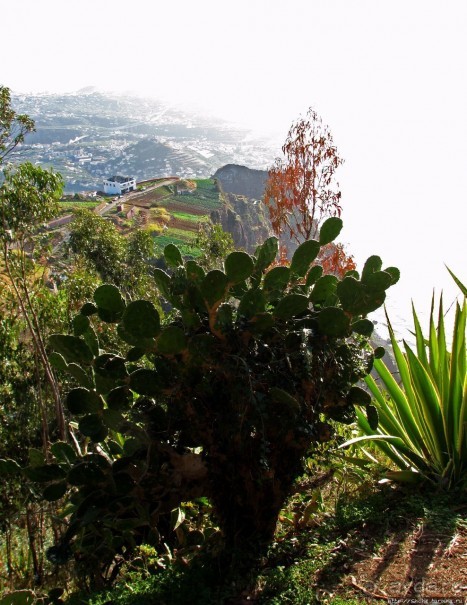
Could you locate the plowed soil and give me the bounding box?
[169,216,200,232]
[165,200,210,215]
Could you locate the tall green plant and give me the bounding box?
[344,274,467,489]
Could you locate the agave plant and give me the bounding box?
[344,271,467,489]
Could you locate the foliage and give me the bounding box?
[7,219,398,587]
[263,108,355,277]
[68,209,127,286]
[164,178,222,211]
[192,222,234,269]
[0,161,66,441]
[0,86,35,163]
[264,107,344,244]
[0,89,88,590]
[171,211,207,223]
[71,485,466,605]
[344,272,467,489]
[149,207,170,224]
[0,162,63,236]
[125,229,156,293]
[319,242,357,279]
[0,313,51,463]
[58,201,98,213]
[67,210,159,301]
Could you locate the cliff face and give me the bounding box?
[212,164,273,252]
[213,164,268,200]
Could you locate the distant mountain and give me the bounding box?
[9,91,276,192]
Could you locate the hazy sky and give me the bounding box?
[2,0,466,334]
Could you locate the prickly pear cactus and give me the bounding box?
[21,217,398,576]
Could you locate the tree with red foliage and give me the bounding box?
[319,242,356,278]
[264,108,355,277]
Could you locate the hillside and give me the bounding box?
[50,164,276,258]
[9,91,276,192]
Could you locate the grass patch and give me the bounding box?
[195,178,216,189]
[58,201,98,214]
[152,185,172,198]
[164,227,196,241]
[171,211,208,223]
[162,179,222,212]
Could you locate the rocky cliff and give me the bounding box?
[213,164,268,200]
[211,164,273,252]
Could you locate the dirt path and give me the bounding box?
[321,512,467,601]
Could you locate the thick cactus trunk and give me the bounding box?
[207,441,304,561]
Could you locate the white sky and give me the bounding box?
[2,0,466,335]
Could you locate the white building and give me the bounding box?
[103,175,136,195]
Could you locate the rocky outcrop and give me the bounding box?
[211,192,272,252]
[213,164,268,201]
[211,165,273,252]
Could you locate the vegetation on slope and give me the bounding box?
[1,88,465,605]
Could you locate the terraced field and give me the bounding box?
[169,215,206,233]
[150,178,222,251]
[57,200,99,215]
[153,229,198,257]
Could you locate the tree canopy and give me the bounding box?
[0,85,35,164]
[264,107,344,244]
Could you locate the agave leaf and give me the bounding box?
[355,285,466,487]
[412,302,429,369]
[405,345,447,463]
[369,358,425,455]
[339,433,407,449]
[450,300,466,460]
[385,317,424,432]
[364,374,412,444]
[384,470,422,484]
[351,414,431,473]
[446,266,467,296]
[457,375,467,461]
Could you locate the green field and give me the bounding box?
[153,233,199,257]
[162,179,222,212]
[152,185,173,198]
[59,201,99,210]
[146,179,222,252]
[171,211,208,222]
[57,201,99,216]
[164,227,197,241]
